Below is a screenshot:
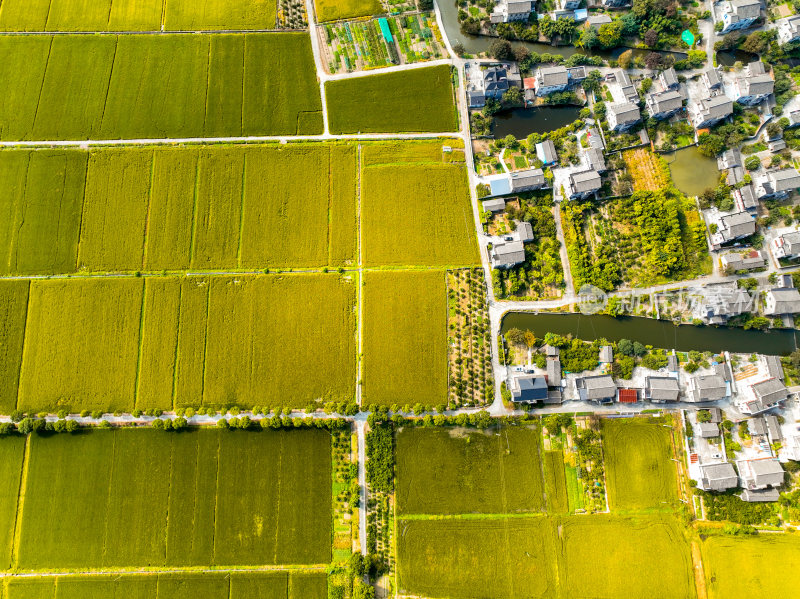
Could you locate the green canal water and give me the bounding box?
[500,313,798,355]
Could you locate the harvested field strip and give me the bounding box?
[0,34,321,141]
[361,163,478,267]
[360,139,465,167]
[362,270,447,407]
[2,571,327,598]
[326,65,457,134]
[395,426,545,515]
[13,429,331,570]
[602,417,678,511]
[0,144,359,274]
[543,450,568,514]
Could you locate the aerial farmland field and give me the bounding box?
[361,162,479,267]
[0,33,322,140]
[395,425,545,515]
[0,144,358,274]
[362,270,447,407]
[561,515,695,599]
[701,533,800,598]
[396,517,560,599]
[6,274,356,413]
[0,0,278,31]
[11,429,331,570]
[603,417,679,511]
[326,65,458,133]
[314,0,383,22]
[2,571,328,598]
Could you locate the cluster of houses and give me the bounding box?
[690,274,800,326]
[488,0,629,24]
[507,344,795,502]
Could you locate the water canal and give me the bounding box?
[500,312,799,355]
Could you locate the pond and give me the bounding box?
[500,312,799,355]
[716,49,757,67]
[492,105,583,138]
[438,0,687,62]
[663,146,720,197]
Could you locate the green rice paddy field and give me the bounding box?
[362,270,448,407]
[0,33,322,140]
[0,0,278,31]
[326,65,458,134]
[0,142,475,275]
[314,0,383,22]
[395,426,546,515]
[3,572,327,599]
[397,515,695,599]
[0,428,331,571]
[0,274,357,413]
[602,417,679,512]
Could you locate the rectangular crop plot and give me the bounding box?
[0,436,25,570]
[314,0,383,21]
[2,572,327,599]
[0,0,277,31]
[701,534,800,598]
[561,516,695,599]
[17,278,144,414]
[396,425,545,515]
[544,450,568,514]
[397,517,559,599]
[363,270,447,407]
[5,274,355,413]
[603,417,678,511]
[0,144,357,274]
[15,429,331,570]
[326,65,457,134]
[361,163,478,267]
[0,34,322,140]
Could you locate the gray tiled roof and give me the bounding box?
[608,101,641,124]
[768,168,800,192]
[700,462,738,491]
[697,422,720,438]
[766,287,800,315]
[569,169,602,194]
[516,220,534,242]
[647,89,683,115]
[646,376,680,401]
[692,374,727,401]
[738,73,774,98]
[510,168,545,191]
[537,66,568,87]
[578,375,617,400]
[721,211,756,239]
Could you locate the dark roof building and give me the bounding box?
[510,374,549,403]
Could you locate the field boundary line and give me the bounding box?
[0,564,330,578]
[168,281,184,410]
[141,149,156,269]
[210,432,222,565]
[12,280,31,413]
[395,512,548,522]
[272,434,285,564]
[28,36,54,158]
[188,154,200,266]
[98,37,120,136]
[73,153,90,273]
[9,436,31,570]
[199,280,211,407]
[356,145,363,405]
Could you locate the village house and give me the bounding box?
[510,168,546,192]
[482,198,506,213]
[535,139,558,165]
[613,70,639,103]
[733,184,758,211]
[733,62,774,106]
[718,148,744,186]
[644,376,681,403]
[754,167,800,200]
[658,67,680,91]
[645,89,683,120]
[737,457,785,501]
[741,378,789,414]
[534,65,569,96]
[691,287,751,325]
[466,63,522,108]
[703,68,723,93]
[777,14,800,44]
[690,95,733,129]
[490,240,526,268]
[763,287,800,315]
[575,375,617,403]
[719,0,761,34]
[509,373,549,402]
[491,0,535,23]
[606,102,641,132]
[698,462,739,492]
[587,14,612,26]
[688,374,729,402]
[565,169,602,200]
[772,230,800,261]
[584,147,606,172]
[710,211,756,248]
[721,249,767,272]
